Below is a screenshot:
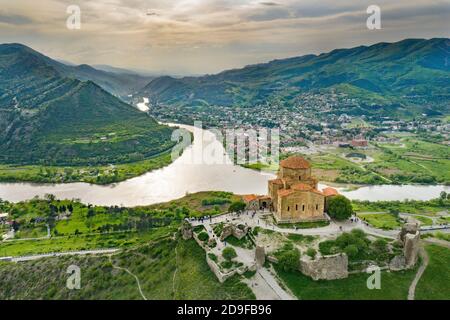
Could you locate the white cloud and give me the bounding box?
[0,0,448,74]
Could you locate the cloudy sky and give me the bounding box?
[0,0,449,75]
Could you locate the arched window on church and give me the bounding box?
[299,176,301,181]
[296,204,298,210]
[287,206,290,212]
[316,204,319,210]
[302,204,305,211]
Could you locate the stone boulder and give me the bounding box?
[299,253,348,281]
[389,255,407,271]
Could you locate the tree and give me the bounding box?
[222,247,237,261]
[228,201,246,213]
[328,195,353,221]
[277,247,300,272]
[344,244,359,258]
[198,231,209,242]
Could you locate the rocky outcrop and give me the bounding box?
[220,223,249,241]
[180,220,193,240]
[389,255,407,271]
[404,232,420,267]
[299,253,348,280]
[398,222,419,243]
[397,221,421,268]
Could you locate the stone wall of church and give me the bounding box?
[276,191,325,222]
[268,181,282,210]
[279,167,313,188]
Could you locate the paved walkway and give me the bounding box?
[191,211,398,239]
[194,213,295,300]
[0,248,119,262]
[257,268,295,300]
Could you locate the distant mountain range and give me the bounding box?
[137,38,449,116]
[0,43,175,166]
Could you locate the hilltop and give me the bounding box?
[0,43,175,169]
[138,38,450,116]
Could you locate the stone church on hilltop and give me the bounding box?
[243,156,338,223]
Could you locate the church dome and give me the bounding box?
[280,156,310,169]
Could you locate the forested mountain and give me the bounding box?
[138,38,449,116]
[0,43,175,166]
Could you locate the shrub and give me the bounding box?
[306,248,317,259]
[208,253,218,262]
[213,223,224,237]
[328,195,353,221]
[228,201,246,213]
[277,247,300,272]
[208,239,217,248]
[202,198,231,206]
[372,238,388,253]
[222,247,237,261]
[220,260,233,269]
[350,228,366,239]
[319,240,337,256]
[193,225,205,234]
[344,244,359,258]
[197,231,209,242]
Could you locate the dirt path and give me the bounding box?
[109,255,147,300]
[407,246,429,300]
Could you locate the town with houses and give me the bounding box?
[144,91,450,154]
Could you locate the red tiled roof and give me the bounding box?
[291,183,313,191]
[322,187,339,197]
[280,156,310,169]
[242,194,258,202]
[269,178,283,185]
[278,189,295,197]
[311,189,325,196]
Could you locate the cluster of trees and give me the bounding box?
[319,229,390,262]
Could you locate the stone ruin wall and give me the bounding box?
[299,253,349,281]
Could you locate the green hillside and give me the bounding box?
[0,238,254,300]
[139,38,450,116]
[0,43,176,167]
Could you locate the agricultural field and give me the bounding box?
[352,198,449,216]
[357,213,403,230]
[299,134,450,185]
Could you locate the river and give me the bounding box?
[0,123,447,206]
